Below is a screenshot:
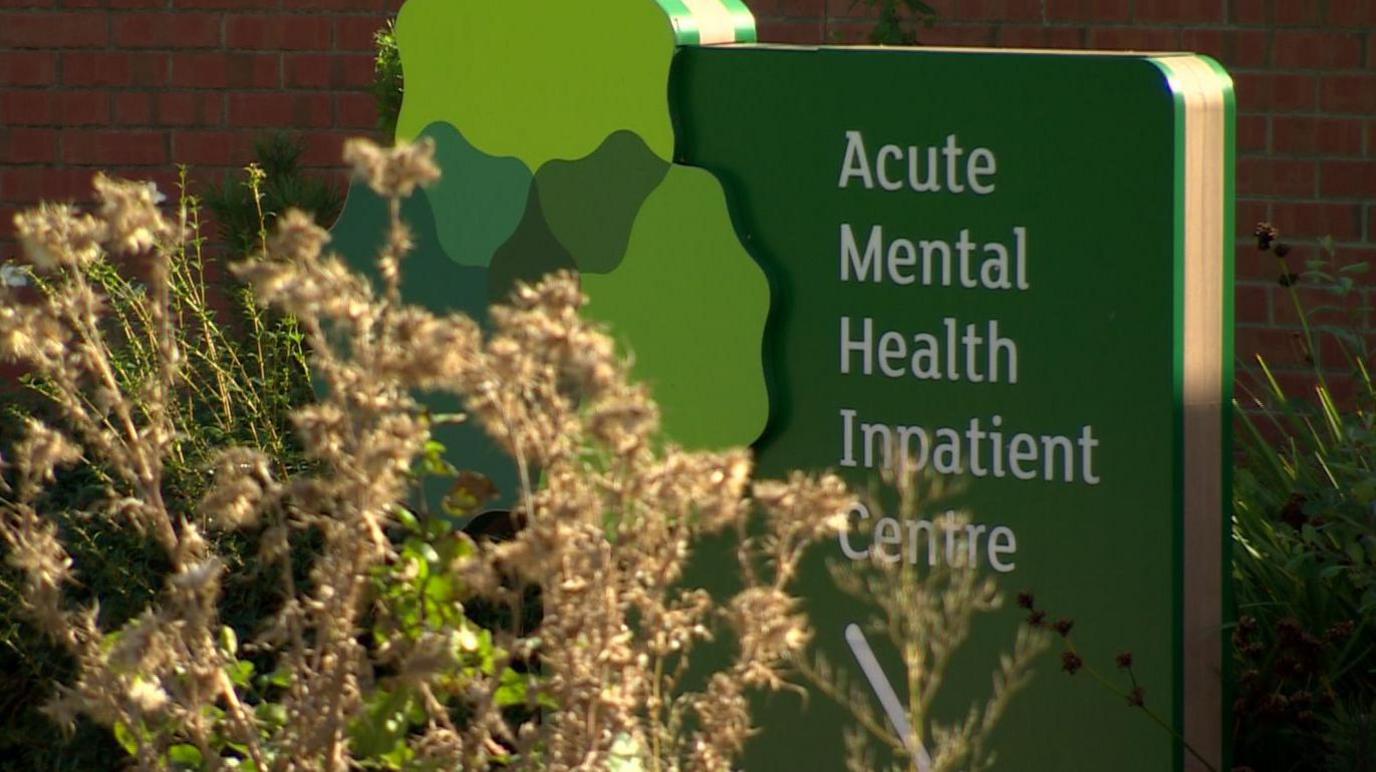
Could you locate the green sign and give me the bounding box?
[332,2,1234,768]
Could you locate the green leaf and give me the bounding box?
[114,721,140,757]
[255,701,287,728]
[219,626,239,657]
[228,659,255,688]
[169,744,204,769]
[494,667,529,707]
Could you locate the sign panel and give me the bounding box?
[674,45,1233,771]
[332,2,1233,768]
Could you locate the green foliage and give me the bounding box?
[0,169,317,769]
[851,0,937,45]
[204,133,343,257]
[374,20,405,138]
[1233,229,1376,770]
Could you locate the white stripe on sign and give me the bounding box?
[679,0,737,44]
[844,623,933,772]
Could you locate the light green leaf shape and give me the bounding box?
[394,0,677,169]
[582,166,769,449]
[420,121,532,268]
[535,130,670,274]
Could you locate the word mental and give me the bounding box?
[840,224,1030,291]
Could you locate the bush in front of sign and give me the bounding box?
[798,470,1051,772]
[0,139,861,770]
[0,167,322,770]
[1232,226,1376,771]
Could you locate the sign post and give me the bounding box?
[332,2,1234,768]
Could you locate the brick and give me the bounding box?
[1234,72,1317,112]
[284,53,374,88]
[0,12,108,48]
[1329,0,1376,25]
[335,91,376,129]
[61,51,130,86]
[1272,117,1364,157]
[748,0,826,17]
[948,0,1042,22]
[1046,0,1131,22]
[228,92,333,127]
[1271,201,1364,241]
[156,91,223,126]
[56,90,110,125]
[114,91,153,124]
[172,0,279,7]
[1320,161,1376,198]
[114,13,221,48]
[62,52,168,87]
[0,51,56,85]
[170,52,280,88]
[920,24,997,47]
[0,90,54,125]
[1274,1,1323,25]
[0,168,97,205]
[1087,26,1181,51]
[1181,28,1270,68]
[1273,285,1367,330]
[1237,115,1268,152]
[999,25,1087,49]
[1235,281,1272,326]
[0,128,59,163]
[1230,0,1267,24]
[1235,326,1313,369]
[1135,0,1224,23]
[286,0,404,8]
[1238,157,1317,197]
[756,20,825,45]
[1321,74,1376,113]
[172,130,253,166]
[1237,200,1271,238]
[1274,31,1364,70]
[62,130,167,165]
[227,15,332,50]
[334,15,386,51]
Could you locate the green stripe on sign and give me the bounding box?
[654,0,756,45]
[717,0,758,43]
[655,0,702,46]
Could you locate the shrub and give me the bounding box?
[1232,225,1376,770]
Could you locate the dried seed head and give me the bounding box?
[343,137,440,199]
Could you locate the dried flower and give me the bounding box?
[13,203,104,271]
[1016,590,1035,610]
[1115,650,1134,669]
[1255,222,1279,250]
[93,173,174,255]
[1052,618,1074,637]
[343,137,440,199]
[1060,651,1083,675]
[1126,686,1145,707]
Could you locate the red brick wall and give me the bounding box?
[0,0,402,255]
[1,0,1373,394]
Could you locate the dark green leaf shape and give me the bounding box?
[487,185,576,303]
[535,130,669,274]
[420,121,533,269]
[328,181,520,512]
